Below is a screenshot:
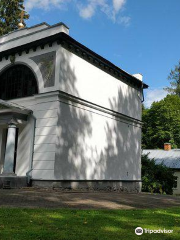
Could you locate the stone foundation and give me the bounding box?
[32,180,142,193]
[0,176,27,189]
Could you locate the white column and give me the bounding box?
[3,124,17,174]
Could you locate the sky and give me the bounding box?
[24,0,180,107]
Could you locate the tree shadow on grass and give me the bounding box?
[0,208,179,240]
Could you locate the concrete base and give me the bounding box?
[1,173,17,176]
[32,180,142,193]
[0,176,27,189]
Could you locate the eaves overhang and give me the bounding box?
[0,100,32,125]
[0,99,32,115]
[0,32,148,90]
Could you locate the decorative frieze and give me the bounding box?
[31,51,56,88]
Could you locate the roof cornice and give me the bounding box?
[0,32,148,89]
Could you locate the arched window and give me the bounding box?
[0,65,38,100]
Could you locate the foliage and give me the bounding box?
[0,208,180,240]
[142,95,180,149]
[0,0,29,36]
[164,60,180,96]
[142,154,176,195]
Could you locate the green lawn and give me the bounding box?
[0,208,180,240]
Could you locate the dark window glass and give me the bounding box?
[0,65,38,100]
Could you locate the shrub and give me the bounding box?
[142,154,176,194]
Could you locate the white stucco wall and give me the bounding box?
[59,47,142,120]
[9,93,59,177]
[31,94,141,181]
[0,43,59,177]
[15,116,34,176]
[0,36,143,182]
[7,90,141,181]
[173,171,180,195]
[54,99,141,181]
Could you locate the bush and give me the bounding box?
[142,154,176,195]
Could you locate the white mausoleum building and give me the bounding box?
[0,22,148,191]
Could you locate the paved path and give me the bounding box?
[0,189,180,209]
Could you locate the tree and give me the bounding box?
[0,0,29,36]
[142,154,176,195]
[142,95,180,149]
[164,60,180,96]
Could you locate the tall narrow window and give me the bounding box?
[0,65,38,100]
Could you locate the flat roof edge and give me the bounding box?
[0,22,69,43]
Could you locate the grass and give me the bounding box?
[0,208,180,240]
